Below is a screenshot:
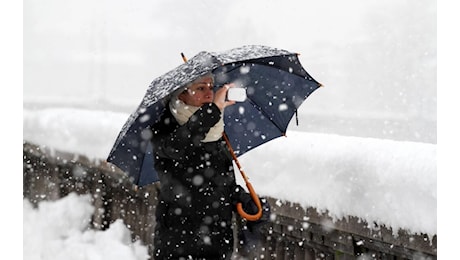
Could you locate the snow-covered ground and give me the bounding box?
[23,193,149,260]
[23,107,436,239]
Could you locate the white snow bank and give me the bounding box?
[23,193,149,260]
[23,108,436,238]
[237,132,436,237]
[23,108,127,160]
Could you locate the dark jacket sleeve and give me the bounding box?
[154,102,222,160]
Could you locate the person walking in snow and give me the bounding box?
[151,74,267,259]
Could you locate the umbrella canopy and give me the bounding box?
[107,45,321,186]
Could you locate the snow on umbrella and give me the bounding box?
[107,45,322,189]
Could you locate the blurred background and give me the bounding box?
[23,0,436,143]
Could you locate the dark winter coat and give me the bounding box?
[151,102,250,260]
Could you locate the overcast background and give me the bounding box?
[23,0,436,143]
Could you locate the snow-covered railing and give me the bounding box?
[23,142,437,259]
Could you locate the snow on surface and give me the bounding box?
[23,193,149,260]
[23,108,437,239]
[238,131,436,237]
[23,108,127,160]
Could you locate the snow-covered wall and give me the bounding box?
[23,108,436,238]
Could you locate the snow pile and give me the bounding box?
[23,107,436,239]
[23,193,149,260]
[23,108,127,160]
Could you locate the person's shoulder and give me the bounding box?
[153,108,177,132]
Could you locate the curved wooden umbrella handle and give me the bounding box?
[223,128,264,221]
[237,182,263,221]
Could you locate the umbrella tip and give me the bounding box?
[181,52,188,63]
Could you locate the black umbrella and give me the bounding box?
[107,45,321,217]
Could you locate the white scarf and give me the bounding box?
[169,96,224,142]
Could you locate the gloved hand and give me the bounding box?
[237,196,271,254]
[241,196,269,217]
[231,185,271,223]
[243,197,270,231]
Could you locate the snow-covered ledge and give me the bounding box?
[24,108,437,239]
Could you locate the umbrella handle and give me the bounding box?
[237,182,263,221]
[223,133,263,221]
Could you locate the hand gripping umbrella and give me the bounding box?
[107,45,322,220]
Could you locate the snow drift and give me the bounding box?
[23,193,149,260]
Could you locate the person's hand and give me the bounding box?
[243,197,271,223]
[213,83,236,111]
[243,197,271,237]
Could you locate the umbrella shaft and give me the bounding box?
[222,132,249,183]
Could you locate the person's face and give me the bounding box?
[179,76,214,107]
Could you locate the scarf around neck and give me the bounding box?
[169,95,224,142]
